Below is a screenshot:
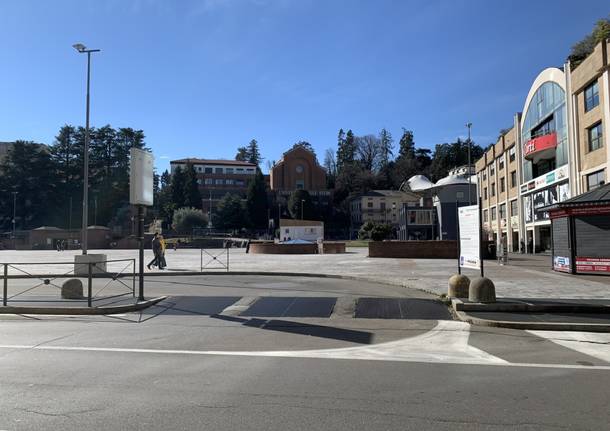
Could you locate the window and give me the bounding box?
[236,180,245,186]
[510,199,518,217]
[498,158,504,171]
[587,170,605,191]
[584,81,599,112]
[483,209,488,222]
[197,166,203,172]
[500,177,505,193]
[509,147,516,162]
[483,187,488,200]
[483,171,487,181]
[367,202,373,208]
[204,178,213,185]
[510,171,517,188]
[226,168,234,174]
[225,179,234,185]
[490,165,495,176]
[215,167,223,174]
[380,202,386,210]
[204,167,213,174]
[491,183,496,197]
[491,207,496,221]
[236,168,244,172]
[456,191,464,199]
[588,122,603,152]
[296,180,304,189]
[215,179,223,185]
[499,203,506,220]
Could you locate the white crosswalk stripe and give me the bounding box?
[528,330,610,363]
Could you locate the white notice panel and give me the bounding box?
[129,148,154,206]
[458,204,480,269]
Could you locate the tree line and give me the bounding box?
[0,125,146,232]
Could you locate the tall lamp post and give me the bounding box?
[11,191,17,246]
[301,199,305,220]
[73,43,100,255]
[466,122,473,205]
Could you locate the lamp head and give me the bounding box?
[73,43,86,52]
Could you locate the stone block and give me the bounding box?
[61,278,84,299]
[74,254,107,276]
[448,274,470,298]
[469,277,496,303]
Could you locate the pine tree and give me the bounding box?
[378,128,394,168]
[183,163,202,209]
[171,166,187,208]
[397,129,415,160]
[235,147,248,161]
[247,139,262,165]
[246,169,268,229]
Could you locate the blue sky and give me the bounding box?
[0,0,608,173]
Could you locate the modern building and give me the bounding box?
[349,190,421,237]
[270,145,331,211]
[399,166,477,241]
[475,37,610,254]
[169,158,257,214]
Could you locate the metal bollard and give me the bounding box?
[3,264,7,306]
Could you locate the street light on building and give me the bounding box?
[73,42,100,255]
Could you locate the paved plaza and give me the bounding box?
[1,247,609,299]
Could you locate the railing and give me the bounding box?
[200,248,230,272]
[1,259,136,307]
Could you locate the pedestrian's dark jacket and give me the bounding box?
[152,237,161,253]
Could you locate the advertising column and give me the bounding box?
[458,204,482,274]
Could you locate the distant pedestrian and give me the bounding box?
[158,235,167,270]
[147,233,161,269]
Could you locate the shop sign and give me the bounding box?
[550,205,610,219]
[524,132,557,159]
[458,205,481,270]
[521,165,569,195]
[510,216,519,228]
[576,257,610,274]
[553,256,571,273]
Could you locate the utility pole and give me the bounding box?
[11,191,17,246]
[73,43,101,255]
[466,122,473,205]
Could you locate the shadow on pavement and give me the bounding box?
[212,314,373,344]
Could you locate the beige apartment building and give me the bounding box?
[477,37,609,253]
[349,190,421,237]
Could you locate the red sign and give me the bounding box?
[550,205,610,219]
[524,132,557,159]
[576,257,610,274]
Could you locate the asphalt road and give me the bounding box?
[1,275,610,430]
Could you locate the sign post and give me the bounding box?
[130,148,154,301]
[458,202,483,276]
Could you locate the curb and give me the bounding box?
[451,298,610,314]
[0,296,167,315]
[455,310,610,332]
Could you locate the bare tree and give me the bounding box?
[323,148,337,176]
[356,134,381,172]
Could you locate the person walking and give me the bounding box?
[147,233,161,270]
[158,234,167,270]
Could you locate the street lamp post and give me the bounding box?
[73,43,100,255]
[11,191,17,246]
[466,122,473,205]
[301,199,305,220]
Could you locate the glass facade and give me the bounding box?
[522,81,567,182]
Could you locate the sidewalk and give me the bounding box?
[452,297,610,332]
[1,248,610,299]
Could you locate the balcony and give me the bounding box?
[524,132,557,163]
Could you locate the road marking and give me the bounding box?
[528,330,610,363]
[1,321,610,370]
